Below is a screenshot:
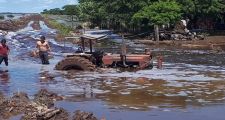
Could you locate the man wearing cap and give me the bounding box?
[36,36,51,64]
[0,39,10,66]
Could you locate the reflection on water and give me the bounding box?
[52,72,225,110]
[0,72,10,93]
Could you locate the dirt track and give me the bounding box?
[135,36,225,51]
[0,14,45,31]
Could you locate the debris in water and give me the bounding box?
[73,110,98,120]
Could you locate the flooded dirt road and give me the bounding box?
[0,20,225,120]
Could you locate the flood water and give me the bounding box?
[0,21,225,120]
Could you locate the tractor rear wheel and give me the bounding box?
[55,57,95,71]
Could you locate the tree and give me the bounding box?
[77,1,106,28]
[62,5,78,15]
[41,8,63,15]
[133,0,182,42]
[41,0,225,33]
[42,9,48,14]
[62,5,79,28]
[177,0,225,29]
[78,0,155,31]
[97,0,154,31]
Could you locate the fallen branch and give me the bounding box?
[37,108,61,119]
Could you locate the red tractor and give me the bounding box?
[55,34,153,71]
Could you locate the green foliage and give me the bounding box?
[97,0,153,27]
[77,0,156,29]
[77,1,108,27]
[133,1,182,25]
[176,0,195,15]
[62,5,79,15]
[77,1,101,21]
[41,8,63,15]
[0,15,4,20]
[41,4,79,16]
[7,14,14,18]
[48,19,73,36]
[41,0,225,31]
[177,0,225,19]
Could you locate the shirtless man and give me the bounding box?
[36,36,51,64]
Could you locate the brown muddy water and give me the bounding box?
[1,22,225,120]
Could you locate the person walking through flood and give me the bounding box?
[36,36,51,65]
[0,39,10,67]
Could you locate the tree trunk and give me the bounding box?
[154,25,159,44]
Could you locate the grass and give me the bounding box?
[49,20,73,36]
[42,14,73,36]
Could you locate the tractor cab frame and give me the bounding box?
[55,32,153,71]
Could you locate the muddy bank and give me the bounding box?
[0,89,99,120]
[31,21,41,30]
[0,14,45,31]
[134,36,225,51]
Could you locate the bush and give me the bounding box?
[7,14,14,18]
[0,15,4,20]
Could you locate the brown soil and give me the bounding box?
[34,89,63,108]
[31,21,41,30]
[0,89,99,120]
[0,92,31,119]
[0,14,45,31]
[135,36,225,51]
[73,110,98,120]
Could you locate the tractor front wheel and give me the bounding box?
[55,57,95,71]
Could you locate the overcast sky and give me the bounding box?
[0,0,78,13]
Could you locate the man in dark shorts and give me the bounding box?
[0,39,10,67]
[36,36,51,64]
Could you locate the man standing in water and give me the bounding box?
[0,39,10,67]
[36,36,51,64]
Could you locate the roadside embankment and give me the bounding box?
[134,36,225,52]
[42,14,73,41]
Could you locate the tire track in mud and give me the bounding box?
[0,14,46,31]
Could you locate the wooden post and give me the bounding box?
[121,34,127,67]
[89,39,92,53]
[154,25,159,45]
[121,35,126,55]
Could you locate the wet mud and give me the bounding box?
[73,110,97,120]
[0,90,59,119]
[0,89,98,120]
[31,21,41,30]
[135,35,225,53]
[0,14,45,31]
